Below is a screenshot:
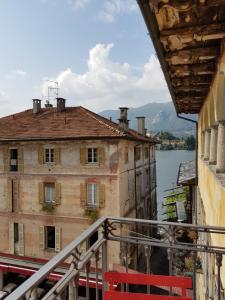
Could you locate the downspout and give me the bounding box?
[134,142,142,268]
[177,114,198,225]
[177,114,198,300]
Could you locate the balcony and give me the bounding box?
[5,217,225,300]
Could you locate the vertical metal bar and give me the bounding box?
[125,242,129,292]
[95,251,99,300]
[216,254,223,300]
[86,262,90,300]
[191,251,196,300]
[145,245,151,294]
[102,240,107,299]
[167,248,172,296]
[74,275,79,300]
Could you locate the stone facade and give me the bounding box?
[0,105,157,286]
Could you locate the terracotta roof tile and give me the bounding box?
[0,106,157,143]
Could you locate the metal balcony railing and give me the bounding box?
[5,217,225,300]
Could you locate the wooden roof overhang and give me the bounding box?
[138,0,225,114]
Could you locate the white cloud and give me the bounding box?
[5,70,27,80]
[42,43,170,112]
[67,0,89,9]
[98,0,138,23]
[12,70,27,78]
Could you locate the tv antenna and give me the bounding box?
[45,80,59,106]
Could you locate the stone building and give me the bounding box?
[0,98,157,288]
[138,0,225,298]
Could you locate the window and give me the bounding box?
[46,226,55,249]
[44,183,55,204]
[145,147,149,159]
[135,147,141,161]
[87,183,99,206]
[125,147,129,164]
[10,149,18,172]
[14,223,19,244]
[87,148,98,163]
[45,148,55,163]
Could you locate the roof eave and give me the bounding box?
[138,0,181,114]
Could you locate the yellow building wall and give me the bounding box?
[198,50,225,297]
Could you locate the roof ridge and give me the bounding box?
[80,106,125,136]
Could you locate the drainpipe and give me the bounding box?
[134,142,142,269]
[177,114,198,300]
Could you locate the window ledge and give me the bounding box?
[85,205,99,211]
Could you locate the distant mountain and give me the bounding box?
[99,102,197,137]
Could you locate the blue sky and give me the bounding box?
[0,0,170,116]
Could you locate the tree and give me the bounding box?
[185,135,196,150]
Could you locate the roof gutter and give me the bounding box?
[137,0,178,112]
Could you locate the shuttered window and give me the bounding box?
[87,183,99,206]
[9,222,24,256]
[87,148,98,163]
[39,226,61,252]
[81,182,105,208]
[45,148,55,163]
[80,147,105,165]
[44,183,55,203]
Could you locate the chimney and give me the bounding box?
[136,117,145,136]
[56,97,66,113]
[32,99,42,114]
[118,107,129,131]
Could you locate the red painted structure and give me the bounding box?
[104,272,192,300]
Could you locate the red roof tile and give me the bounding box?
[0,106,157,143]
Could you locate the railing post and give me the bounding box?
[68,280,75,300]
[216,253,223,300]
[102,219,108,299]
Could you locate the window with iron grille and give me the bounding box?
[45,148,55,163]
[87,183,99,206]
[87,148,98,163]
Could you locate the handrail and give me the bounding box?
[6,216,106,300]
[5,216,225,300]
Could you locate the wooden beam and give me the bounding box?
[165,47,217,65]
[161,22,225,51]
[172,75,212,87]
[175,89,208,97]
[175,86,209,93]
[161,23,225,39]
[169,62,215,77]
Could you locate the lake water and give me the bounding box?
[156,150,195,220]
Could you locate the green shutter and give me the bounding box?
[39,183,44,204]
[80,148,86,165]
[9,223,14,254]
[55,147,61,165]
[18,146,24,173]
[99,184,106,208]
[55,227,61,253]
[38,146,44,165]
[98,147,105,165]
[39,226,45,250]
[80,183,87,207]
[55,183,61,205]
[18,223,24,256]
